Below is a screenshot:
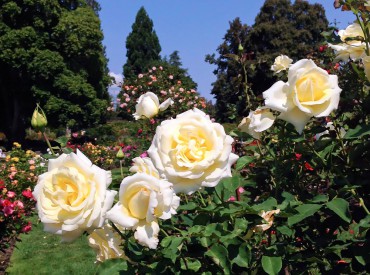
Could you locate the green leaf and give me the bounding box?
[178,202,198,211]
[236,156,254,170]
[55,136,68,147]
[277,225,294,237]
[96,258,128,274]
[252,197,278,212]
[205,244,230,274]
[180,258,202,272]
[261,256,282,275]
[288,204,322,226]
[231,243,251,268]
[309,195,329,203]
[344,124,370,139]
[326,198,351,223]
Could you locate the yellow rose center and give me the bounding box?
[128,188,150,219]
[174,127,208,164]
[295,72,328,102]
[52,171,90,207]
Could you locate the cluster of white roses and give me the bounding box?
[239,55,342,136]
[329,22,370,84]
[33,108,238,262]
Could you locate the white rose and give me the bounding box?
[271,55,293,73]
[238,108,275,139]
[329,23,366,62]
[33,150,117,242]
[133,92,174,120]
[263,59,342,134]
[328,42,366,62]
[88,223,125,263]
[338,23,364,43]
[129,157,159,178]
[106,173,180,249]
[148,108,239,194]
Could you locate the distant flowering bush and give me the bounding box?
[116,65,207,120]
[0,143,46,250]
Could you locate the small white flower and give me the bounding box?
[271,55,293,73]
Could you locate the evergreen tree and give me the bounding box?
[247,0,328,94]
[205,18,250,122]
[0,0,110,142]
[123,7,161,79]
[169,50,182,67]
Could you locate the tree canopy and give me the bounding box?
[0,0,110,142]
[123,6,161,80]
[205,18,250,122]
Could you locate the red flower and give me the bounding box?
[137,129,143,135]
[22,189,34,199]
[22,222,32,233]
[295,153,302,161]
[0,179,5,189]
[304,162,314,171]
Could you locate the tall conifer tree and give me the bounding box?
[123,7,161,79]
[205,18,250,122]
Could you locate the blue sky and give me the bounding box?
[100,1,355,102]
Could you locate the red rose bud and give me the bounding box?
[137,129,143,135]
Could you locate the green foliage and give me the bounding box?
[123,7,161,80]
[0,0,110,141]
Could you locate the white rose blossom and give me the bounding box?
[329,23,366,62]
[88,223,125,263]
[271,55,293,73]
[263,59,342,134]
[32,150,117,242]
[148,108,239,194]
[129,157,160,178]
[106,172,180,249]
[238,108,275,139]
[133,92,173,120]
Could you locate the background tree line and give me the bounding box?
[0,0,330,144]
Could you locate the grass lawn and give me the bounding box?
[6,216,99,275]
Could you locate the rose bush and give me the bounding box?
[0,143,45,250]
[27,2,370,274]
